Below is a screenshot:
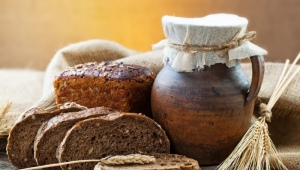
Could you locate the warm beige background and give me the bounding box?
[0,0,300,70]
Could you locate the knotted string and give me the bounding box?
[168,31,256,57]
[259,103,272,122]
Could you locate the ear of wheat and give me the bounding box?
[100,154,156,165]
[218,53,300,170]
[0,101,12,137]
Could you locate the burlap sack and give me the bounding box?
[0,40,299,169]
[0,69,44,136]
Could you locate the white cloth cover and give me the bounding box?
[155,14,268,72]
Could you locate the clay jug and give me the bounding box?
[151,56,264,165]
[151,14,267,165]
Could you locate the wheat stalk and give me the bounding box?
[0,101,12,136]
[20,154,156,170]
[218,53,300,170]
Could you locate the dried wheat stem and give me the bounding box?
[21,154,156,170]
[271,67,300,108]
[20,159,101,170]
[266,53,300,113]
[275,53,300,92]
[266,59,289,109]
[267,53,300,109]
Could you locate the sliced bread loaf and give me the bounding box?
[34,107,115,168]
[94,153,201,170]
[7,106,82,169]
[57,113,170,170]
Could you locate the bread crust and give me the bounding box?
[58,112,170,170]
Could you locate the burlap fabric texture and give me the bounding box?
[0,40,299,169]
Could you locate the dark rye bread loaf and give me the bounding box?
[58,113,170,170]
[94,153,201,170]
[53,61,156,117]
[7,106,82,169]
[34,107,115,169]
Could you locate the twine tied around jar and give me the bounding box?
[218,53,300,170]
[168,31,256,57]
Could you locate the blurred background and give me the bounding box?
[0,0,299,70]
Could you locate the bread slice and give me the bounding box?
[6,106,82,169]
[57,113,170,170]
[94,153,201,170]
[34,107,115,168]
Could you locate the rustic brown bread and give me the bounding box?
[34,107,116,169]
[6,106,82,169]
[94,153,201,170]
[53,61,156,117]
[57,113,170,170]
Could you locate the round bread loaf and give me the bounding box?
[53,61,156,117]
[57,112,170,170]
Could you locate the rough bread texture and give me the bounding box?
[6,107,82,169]
[94,153,201,170]
[34,107,115,169]
[58,113,170,170]
[53,61,156,117]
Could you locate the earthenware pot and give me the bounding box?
[151,56,264,165]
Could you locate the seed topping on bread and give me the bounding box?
[57,61,154,81]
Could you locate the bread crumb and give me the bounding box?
[88,147,93,154]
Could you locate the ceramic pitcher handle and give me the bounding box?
[246,55,265,103]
